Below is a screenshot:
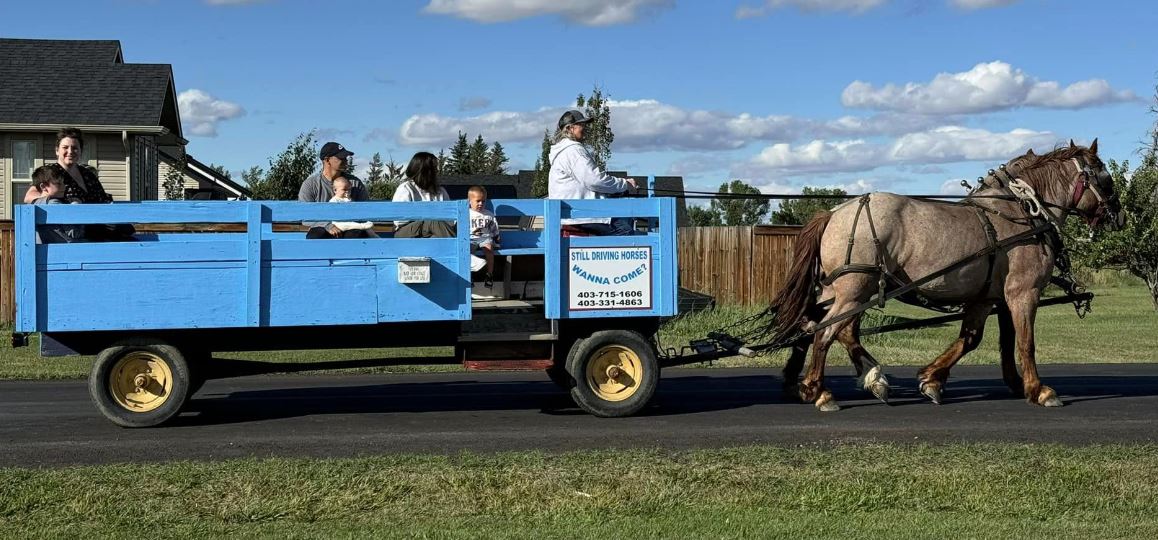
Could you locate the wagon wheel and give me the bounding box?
[566,330,659,417]
[89,339,191,428]
[546,338,582,390]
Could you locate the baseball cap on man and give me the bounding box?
[557,110,593,130]
[320,142,354,160]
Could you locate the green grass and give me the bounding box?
[3,285,1155,380]
[2,444,1156,538]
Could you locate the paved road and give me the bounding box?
[2,364,1157,467]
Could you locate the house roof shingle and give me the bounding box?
[0,62,175,129]
[0,39,181,138]
[0,38,123,64]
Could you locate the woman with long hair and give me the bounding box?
[391,151,455,238]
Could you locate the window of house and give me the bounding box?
[10,139,38,217]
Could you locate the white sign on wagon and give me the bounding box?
[398,257,431,284]
[568,246,652,311]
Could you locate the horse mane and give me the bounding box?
[1005,145,1099,201]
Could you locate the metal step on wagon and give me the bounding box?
[11,192,678,427]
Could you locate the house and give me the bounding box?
[0,38,246,219]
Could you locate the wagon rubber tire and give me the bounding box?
[89,339,191,428]
[547,338,583,390]
[566,330,659,418]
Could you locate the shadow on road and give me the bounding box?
[169,371,1158,427]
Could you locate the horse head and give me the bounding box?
[1006,139,1123,230]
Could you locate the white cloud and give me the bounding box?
[423,0,673,25]
[939,179,970,195]
[736,0,885,18]
[397,98,944,151]
[177,89,245,137]
[842,61,1138,115]
[950,0,1019,9]
[743,125,1056,176]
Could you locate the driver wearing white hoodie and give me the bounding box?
[548,110,638,235]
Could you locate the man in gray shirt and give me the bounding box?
[298,141,370,238]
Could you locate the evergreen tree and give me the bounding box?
[467,134,490,174]
[531,130,552,198]
[437,149,450,175]
[365,152,384,185]
[487,142,509,174]
[446,132,470,174]
[577,86,614,170]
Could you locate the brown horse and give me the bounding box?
[772,141,1122,411]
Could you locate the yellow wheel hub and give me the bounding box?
[109,352,173,413]
[585,345,643,402]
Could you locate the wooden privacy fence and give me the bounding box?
[678,225,801,306]
[0,221,800,324]
[1,221,12,327]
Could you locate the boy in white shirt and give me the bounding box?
[468,185,500,286]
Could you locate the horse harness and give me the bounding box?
[800,157,1104,338]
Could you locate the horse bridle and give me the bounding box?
[1068,156,1117,227]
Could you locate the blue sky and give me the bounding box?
[4,0,1155,198]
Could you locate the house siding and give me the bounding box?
[157,160,202,200]
[91,133,129,201]
[0,134,7,218]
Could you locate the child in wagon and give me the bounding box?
[30,164,85,244]
[328,175,378,238]
[468,185,501,287]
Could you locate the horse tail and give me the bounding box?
[769,210,831,343]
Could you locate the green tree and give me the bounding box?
[576,86,613,170]
[446,132,470,175]
[239,166,265,200]
[207,163,232,179]
[1068,153,1158,308]
[248,131,317,200]
[709,180,769,226]
[772,186,849,225]
[162,155,187,200]
[365,152,384,185]
[531,130,552,198]
[688,204,723,226]
[467,135,490,174]
[437,149,450,175]
[369,156,404,201]
[487,142,509,174]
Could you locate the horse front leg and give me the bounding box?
[995,305,1024,398]
[1007,291,1062,407]
[836,317,890,403]
[917,301,991,405]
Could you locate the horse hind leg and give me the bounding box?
[800,298,862,413]
[836,316,890,403]
[916,301,991,405]
[782,304,826,400]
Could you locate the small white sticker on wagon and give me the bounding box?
[568,246,652,310]
[398,257,431,284]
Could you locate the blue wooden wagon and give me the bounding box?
[12,194,679,427]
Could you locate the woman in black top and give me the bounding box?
[23,127,132,240]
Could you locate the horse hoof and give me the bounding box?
[815,391,841,412]
[870,382,890,404]
[1037,387,1063,408]
[920,382,942,405]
